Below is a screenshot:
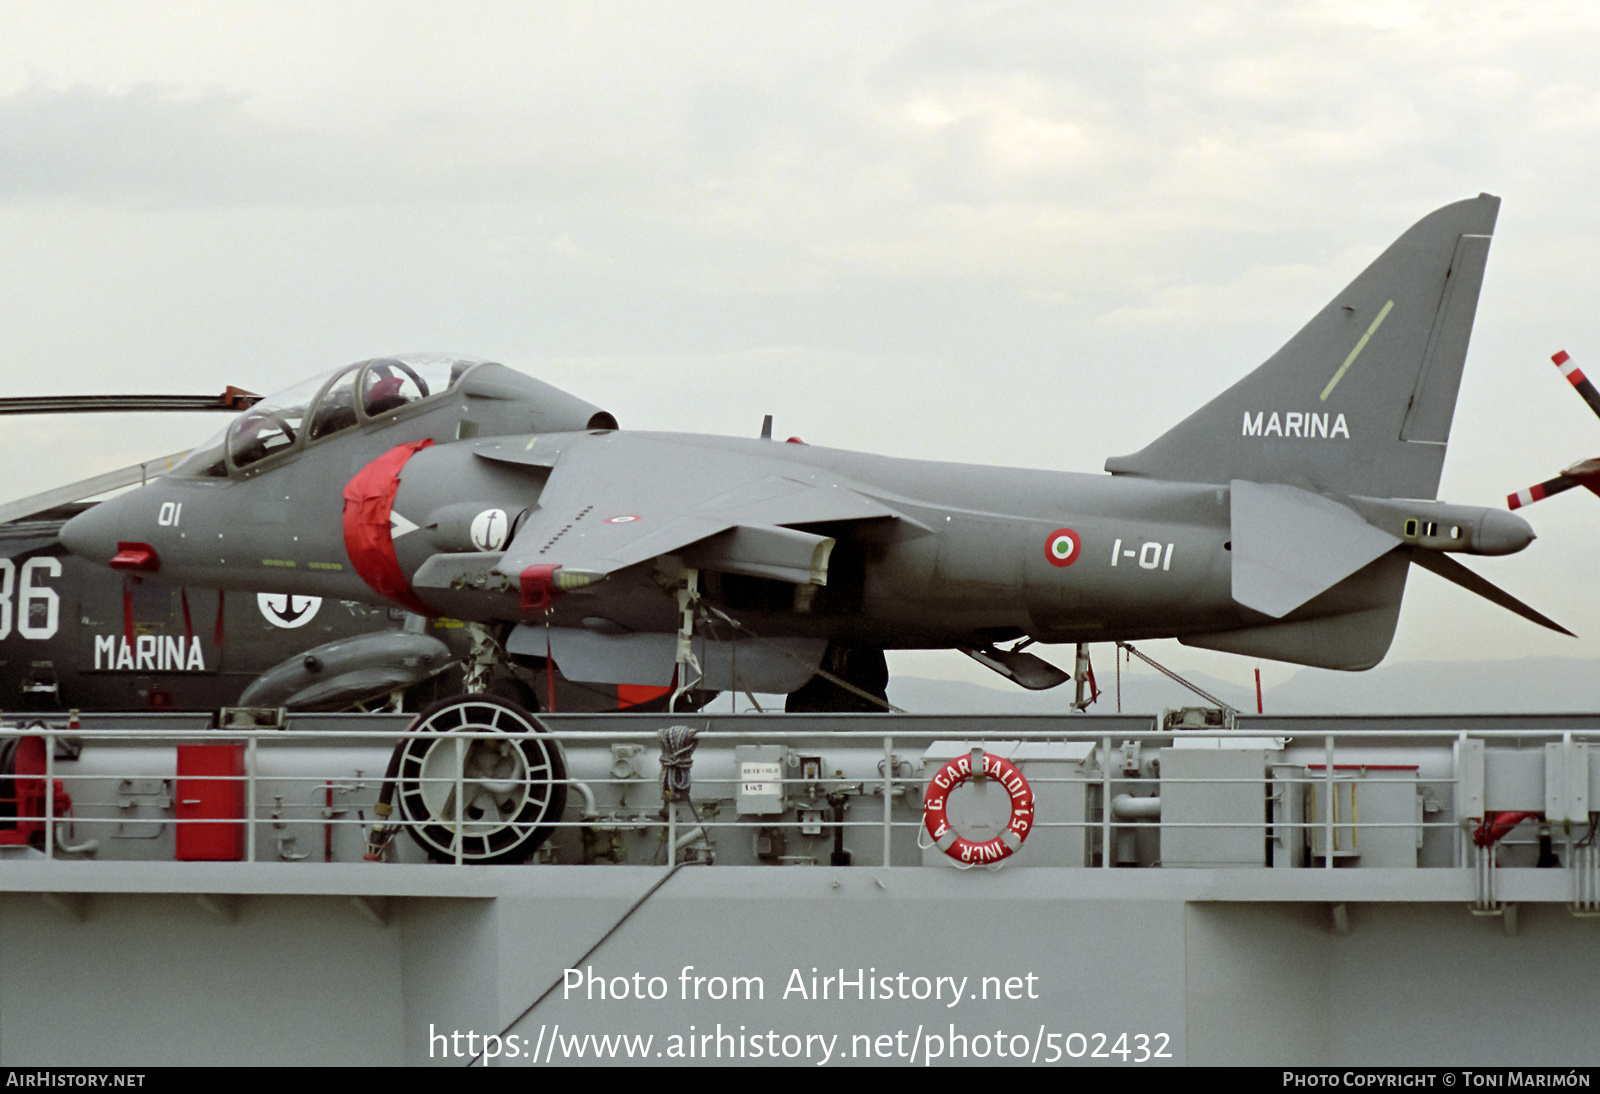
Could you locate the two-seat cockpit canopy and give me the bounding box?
[175,355,482,478]
[174,354,620,480]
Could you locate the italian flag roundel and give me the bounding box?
[1046,528,1081,567]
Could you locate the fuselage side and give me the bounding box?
[62,404,1268,650]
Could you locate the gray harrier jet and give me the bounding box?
[60,194,1563,716]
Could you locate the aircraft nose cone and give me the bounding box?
[1475,509,1536,555]
[59,498,128,564]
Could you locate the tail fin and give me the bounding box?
[1105,194,1499,500]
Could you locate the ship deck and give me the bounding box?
[3,709,1598,1067]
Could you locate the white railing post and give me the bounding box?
[882,734,894,867]
[43,728,54,858]
[454,734,465,866]
[1324,735,1335,870]
[246,733,259,863]
[1101,736,1113,869]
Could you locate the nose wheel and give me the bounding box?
[395,694,567,864]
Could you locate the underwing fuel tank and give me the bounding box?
[237,631,453,710]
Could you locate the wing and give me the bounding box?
[478,433,907,591]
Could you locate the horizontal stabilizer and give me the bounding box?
[1404,547,1574,636]
[1231,480,1400,618]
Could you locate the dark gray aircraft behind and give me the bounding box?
[60,195,1564,715]
[0,508,451,712]
[0,510,684,716]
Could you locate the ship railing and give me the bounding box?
[1,713,1597,880]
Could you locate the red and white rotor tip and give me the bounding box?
[1508,352,1600,508]
[1554,350,1583,383]
[1550,349,1600,420]
[1508,486,1537,510]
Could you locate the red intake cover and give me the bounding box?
[520,564,560,614]
[341,440,435,615]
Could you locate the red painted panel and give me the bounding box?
[175,744,246,861]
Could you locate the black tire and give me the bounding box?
[784,643,889,713]
[485,663,544,713]
[395,693,567,864]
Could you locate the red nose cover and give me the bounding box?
[342,439,435,616]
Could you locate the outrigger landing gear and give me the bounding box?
[390,693,568,865]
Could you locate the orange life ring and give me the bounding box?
[923,751,1034,864]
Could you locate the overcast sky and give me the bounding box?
[2,1,1597,698]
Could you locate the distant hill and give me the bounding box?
[886,671,1250,716]
[884,657,1600,716]
[1261,656,1599,714]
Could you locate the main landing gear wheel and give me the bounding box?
[396,694,567,864]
